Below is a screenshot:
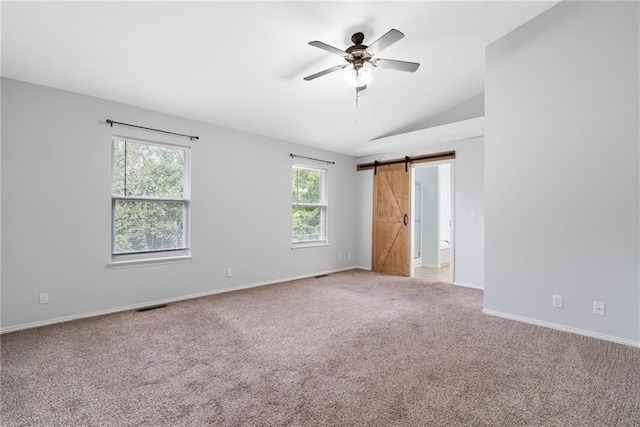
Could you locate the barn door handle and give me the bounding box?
[403,214,408,226]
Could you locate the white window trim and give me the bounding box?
[110,136,192,264]
[109,254,192,269]
[291,242,330,250]
[291,164,328,248]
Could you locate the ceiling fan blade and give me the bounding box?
[308,41,347,57]
[303,64,347,81]
[366,29,404,55]
[371,58,420,72]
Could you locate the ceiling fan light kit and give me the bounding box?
[304,29,420,92]
[343,65,372,88]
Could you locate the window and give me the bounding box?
[111,137,190,261]
[291,165,327,246]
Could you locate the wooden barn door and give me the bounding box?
[372,163,410,276]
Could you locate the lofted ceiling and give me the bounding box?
[1,1,557,157]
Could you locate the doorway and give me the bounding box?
[411,161,454,283]
[361,150,455,278]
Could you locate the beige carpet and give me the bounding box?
[2,269,639,426]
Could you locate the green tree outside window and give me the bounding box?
[292,165,327,244]
[112,138,189,255]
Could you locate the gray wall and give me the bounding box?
[1,78,359,331]
[484,1,639,344]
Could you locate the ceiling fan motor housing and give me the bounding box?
[346,34,371,70]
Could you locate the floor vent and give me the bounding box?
[137,304,167,312]
[314,274,329,279]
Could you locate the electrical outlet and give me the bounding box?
[226,268,233,278]
[552,295,563,309]
[469,212,476,222]
[39,293,49,304]
[348,253,352,260]
[338,254,342,261]
[593,301,605,316]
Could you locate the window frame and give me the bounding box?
[291,164,329,248]
[110,136,191,265]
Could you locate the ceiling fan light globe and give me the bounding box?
[359,67,373,85]
[343,67,373,88]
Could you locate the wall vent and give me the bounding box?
[137,304,167,312]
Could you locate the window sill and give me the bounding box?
[291,242,329,250]
[109,255,192,269]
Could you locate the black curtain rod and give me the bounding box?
[290,153,335,165]
[106,119,199,141]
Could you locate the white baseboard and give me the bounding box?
[453,281,484,290]
[482,308,640,349]
[0,266,359,334]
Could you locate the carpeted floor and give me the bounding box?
[1,269,639,426]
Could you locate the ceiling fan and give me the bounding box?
[303,29,420,88]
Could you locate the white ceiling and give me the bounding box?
[1,1,557,157]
